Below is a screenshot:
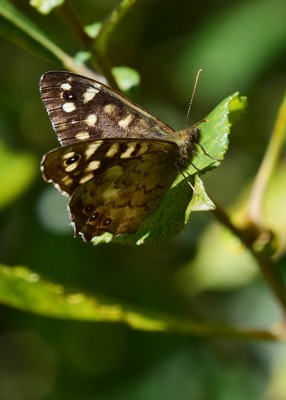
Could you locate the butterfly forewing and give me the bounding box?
[40,71,175,146]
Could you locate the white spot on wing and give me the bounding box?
[85,141,103,159]
[86,160,101,171]
[118,114,134,128]
[75,131,90,140]
[63,102,75,113]
[106,143,119,157]
[63,151,75,159]
[83,87,99,103]
[85,114,97,127]
[79,173,94,184]
[120,143,137,158]
[104,103,117,114]
[61,175,73,186]
[61,82,71,90]
[65,162,78,172]
[135,142,149,156]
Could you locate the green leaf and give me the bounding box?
[84,22,102,39]
[112,66,140,92]
[0,264,184,332]
[0,144,37,209]
[0,265,279,341]
[30,0,64,15]
[93,92,247,245]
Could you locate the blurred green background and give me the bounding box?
[0,0,286,399]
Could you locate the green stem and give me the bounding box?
[57,2,93,49]
[248,94,286,225]
[0,0,102,80]
[56,2,113,85]
[96,0,139,53]
[212,203,286,315]
[94,0,140,89]
[210,95,286,318]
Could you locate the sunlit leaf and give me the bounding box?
[94,92,247,245]
[0,265,278,341]
[30,0,64,15]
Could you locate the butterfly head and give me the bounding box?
[173,124,201,166]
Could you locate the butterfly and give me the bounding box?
[40,71,201,242]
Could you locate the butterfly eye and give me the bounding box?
[65,154,81,165]
[103,218,112,226]
[63,91,76,101]
[90,211,99,221]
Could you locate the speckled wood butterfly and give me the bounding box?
[40,71,200,242]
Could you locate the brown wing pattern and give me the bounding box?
[41,138,179,241]
[68,148,179,241]
[40,71,175,146]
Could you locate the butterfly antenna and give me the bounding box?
[186,69,202,132]
[185,70,222,163]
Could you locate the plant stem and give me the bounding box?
[212,203,286,315]
[57,2,93,49]
[96,0,139,53]
[56,2,119,87]
[248,94,286,225]
[94,0,140,90]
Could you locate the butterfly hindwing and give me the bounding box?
[41,138,179,241]
[41,138,178,194]
[68,144,179,241]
